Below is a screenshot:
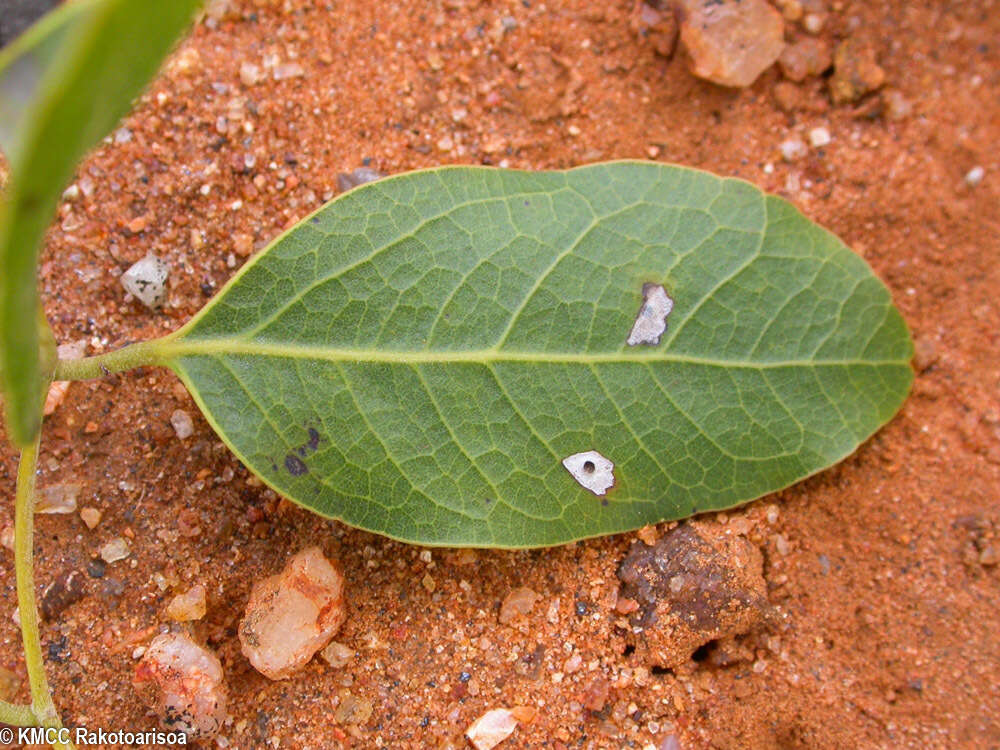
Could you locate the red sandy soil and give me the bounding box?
[1,1,998,748]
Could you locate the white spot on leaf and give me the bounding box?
[627,283,673,346]
[562,450,615,496]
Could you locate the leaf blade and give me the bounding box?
[163,162,913,547]
[0,0,201,445]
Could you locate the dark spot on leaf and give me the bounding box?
[285,454,307,476]
[601,499,609,506]
[297,446,307,456]
[583,460,595,474]
[307,427,321,452]
[311,217,320,224]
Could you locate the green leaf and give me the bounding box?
[157,162,913,547]
[0,0,202,446]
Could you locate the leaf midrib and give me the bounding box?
[162,338,907,369]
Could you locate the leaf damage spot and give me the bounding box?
[627,283,674,347]
[284,454,308,476]
[307,427,321,452]
[562,450,615,496]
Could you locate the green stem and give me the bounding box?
[52,338,164,381]
[0,698,36,726]
[15,438,73,749]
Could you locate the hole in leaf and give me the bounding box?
[561,451,615,496]
[627,282,674,347]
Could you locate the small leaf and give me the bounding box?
[158,163,913,547]
[0,0,202,445]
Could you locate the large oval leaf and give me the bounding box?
[0,0,201,445]
[156,163,913,547]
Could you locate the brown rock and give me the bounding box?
[466,708,518,750]
[510,48,584,121]
[581,676,610,711]
[239,546,347,679]
[41,570,86,620]
[166,585,207,621]
[233,233,254,257]
[133,633,227,740]
[616,522,769,669]
[829,37,886,104]
[773,81,804,113]
[630,1,679,58]
[676,0,785,87]
[778,37,832,82]
[498,587,538,625]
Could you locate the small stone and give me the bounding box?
[57,339,87,360]
[466,708,518,750]
[563,653,583,673]
[0,665,20,702]
[581,676,610,711]
[41,570,86,620]
[239,546,347,679]
[133,633,227,740]
[509,705,536,724]
[883,88,912,121]
[272,62,304,81]
[43,380,70,416]
[980,545,997,566]
[427,51,444,71]
[336,167,386,193]
[774,0,802,22]
[965,166,985,187]
[677,0,785,88]
[114,127,133,144]
[773,533,790,556]
[829,37,886,104]
[780,138,807,161]
[482,136,507,154]
[127,215,147,234]
[233,233,254,257]
[637,525,658,546]
[912,336,938,372]
[808,127,831,147]
[62,184,81,202]
[80,507,102,529]
[99,537,131,564]
[630,2,679,58]
[121,254,169,310]
[36,482,81,514]
[617,522,769,669]
[320,641,355,668]
[778,37,831,82]
[333,691,373,725]
[166,585,207,621]
[773,81,804,112]
[239,62,262,86]
[498,587,538,625]
[170,409,194,440]
[802,12,825,34]
[86,559,106,578]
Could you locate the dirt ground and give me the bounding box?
[1,1,998,748]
